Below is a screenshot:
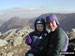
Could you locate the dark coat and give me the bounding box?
[25,31,49,56]
[47,27,69,56]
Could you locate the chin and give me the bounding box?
[51,29,55,32]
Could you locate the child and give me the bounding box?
[25,18,48,56]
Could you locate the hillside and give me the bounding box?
[0,17,29,33]
[0,13,75,33]
[0,26,33,56]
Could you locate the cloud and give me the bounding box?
[0,8,50,20]
[1,7,75,21]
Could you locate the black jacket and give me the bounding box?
[47,27,69,56]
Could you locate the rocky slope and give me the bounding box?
[0,26,33,56]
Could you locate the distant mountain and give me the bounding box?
[0,19,6,26]
[0,13,75,33]
[0,17,29,33]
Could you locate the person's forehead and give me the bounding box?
[46,20,55,23]
[36,24,43,26]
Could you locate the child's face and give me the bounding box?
[36,24,44,32]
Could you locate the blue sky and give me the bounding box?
[0,0,75,11]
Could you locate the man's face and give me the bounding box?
[46,21,57,31]
[36,24,44,32]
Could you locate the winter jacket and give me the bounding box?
[26,31,49,56]
[47,27,69,56]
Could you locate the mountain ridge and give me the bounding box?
[0,13,75,33]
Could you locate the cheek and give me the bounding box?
[36,27,42,30]
[41,27,44,30]
[38,27,44,31]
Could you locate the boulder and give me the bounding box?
[0,39,8,47]
[13,36,23,46]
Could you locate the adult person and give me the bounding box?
[25,18,48,56]
[46,14,69,56]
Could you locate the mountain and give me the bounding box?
[0,13,75,33]
[0,17,29,33]
[0,19,6,26]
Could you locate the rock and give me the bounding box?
[70,28,75,40]
[72,28,75,32]
[4,29,17,40]
[2,53,7,56]
[13,36,23,46]
[7,52,14,56]
[0,26,33,56]
[4,47,8,49]
[0,39,8,47]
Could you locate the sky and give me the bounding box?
[0,0,75,11]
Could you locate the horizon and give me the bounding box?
[0,0,75,22]
[0,0,75,11]
[0,7,75,22]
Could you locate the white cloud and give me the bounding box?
[0,8,50,20]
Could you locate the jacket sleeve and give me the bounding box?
[54,34,67,56]
[25,35,32,46]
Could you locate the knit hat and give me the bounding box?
[46,14,59,25]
